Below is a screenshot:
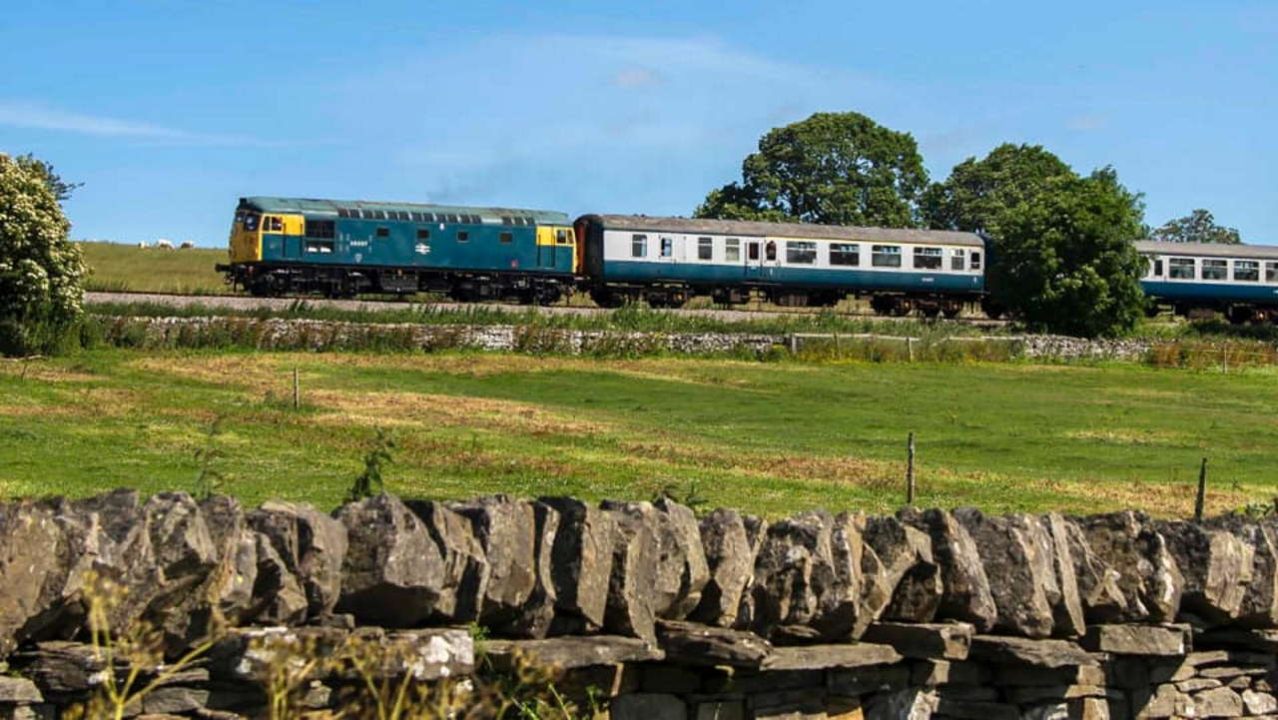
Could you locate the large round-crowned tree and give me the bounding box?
[0,153,86,355]
[695,112,929,228]
[925,144,1147,337]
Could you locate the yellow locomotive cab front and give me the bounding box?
[228,210,263,263]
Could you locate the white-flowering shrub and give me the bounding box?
[0,153,86,355]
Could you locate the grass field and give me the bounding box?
[79,241,230,294]
[2,348,1274,517]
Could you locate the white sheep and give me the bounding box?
[155,238,174,250]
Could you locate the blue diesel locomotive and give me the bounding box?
[218,196,1278,322]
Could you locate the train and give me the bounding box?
[217,196,1278,322]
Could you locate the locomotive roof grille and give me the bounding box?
[584,214,986,247]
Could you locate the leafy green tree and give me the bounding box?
[16,153,83,202]
[695,112,929,227]
[990,169,1147,337]
[1150,209,1241,245]
[0,153,86,356]
[922,143,1075,236]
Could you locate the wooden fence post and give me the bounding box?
[1194,457,1208,522]
[293,368,300,410]
[906,432,916,505]
[907,337,915,362]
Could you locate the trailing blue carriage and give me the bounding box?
[1135,240,1278,322]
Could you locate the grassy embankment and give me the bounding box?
[2,348,1273,517]
[79,241,230,294]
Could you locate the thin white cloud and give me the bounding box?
[0,100,261,145]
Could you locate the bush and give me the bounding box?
[0,154,86,356]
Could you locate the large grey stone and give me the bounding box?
[1209,516,1278,628]
[1242,689,1278,715]
[601,501,663,644]
[652,497,710,620]
[1080,624,1190,656]
[763,642,902,671]
[656,620,772,668]
[954,509,1056,638]
[1076,511,1184,624]
[1063,517,1130,623]
[248,530,308,624]
[691,509,758,628]
[968,635,1095,668]
[1193,686,1244,718]
[1043,513,1087,637]
[862,516,939,629]
[0,499,70,658]
[861,621,972,660]
[247,500,347,619]
[483,636,663,670]
[334,493,444,627]
[1157,520,1253,626]
[539,497,614,633]
[900,508,998,632]
[447,495,541,628]
[0,677,42,704]
[407,500,489,624]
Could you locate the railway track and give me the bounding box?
[84,291,1011,328]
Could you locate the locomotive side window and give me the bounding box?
[1235,260,1260,282]
[632,234,647,258]
[417,229,430,240]
[376,227,390,238]
[500,231,513,244]
[872,245,902,268]
[698,237,713,261]
[830,243,859,266]
[1268,262,1278,283]
[457,231,470,243]
[660,237,673,258]
[914,246,943,270]
[725,238,741,262]
[1169,258,1195,279]
[1202,259,1227,281]
[951,249,966,271]
[306,220,335,239]
[786,241,816,264]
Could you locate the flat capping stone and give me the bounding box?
[483,636,663,671]
[969,636,1097,669]
[1081,624,1191,656]
[762,643,904,672]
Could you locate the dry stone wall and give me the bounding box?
[3,490,1278,718]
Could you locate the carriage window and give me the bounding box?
[306,220,335,239]
[951,249,966,271]
[1234,260,1260,282]
[243,214,260,231]
[748,242,760,261]
[830,243,859,266]
[725,238,741,262]
[786,241,816,264]
[417,229,430,240]
[632,234,647,258]
[375,227,390,238]
[1202,259,1227,281]
[698,237,713,261]
[1169,258,1195,279]
[1153,259,1164,277]
[1268,262,1278,283]
[500,231,513,244]
[661,237,673,257]
[971,251,982,270]
[914,247,943,270]
[872,245,902,268]
[765,241,777,261]
[457,231,469,242]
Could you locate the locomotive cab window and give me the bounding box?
[725,238,741,262]
[872,245,902,268]
[1235,260,1260,282]
[830,243,859,266]
[632,234,647,258]
[1169,258,1195,279]
[265,216,283,232]
[951,249,966,271]
[698,237,713,261]
[786,241,816,264]
[914,247,943,270]
[1202,259,1227,281]
[556,229,572,245]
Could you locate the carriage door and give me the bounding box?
[745,240,762,279]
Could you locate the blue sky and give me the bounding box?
[2,1,1275,246]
